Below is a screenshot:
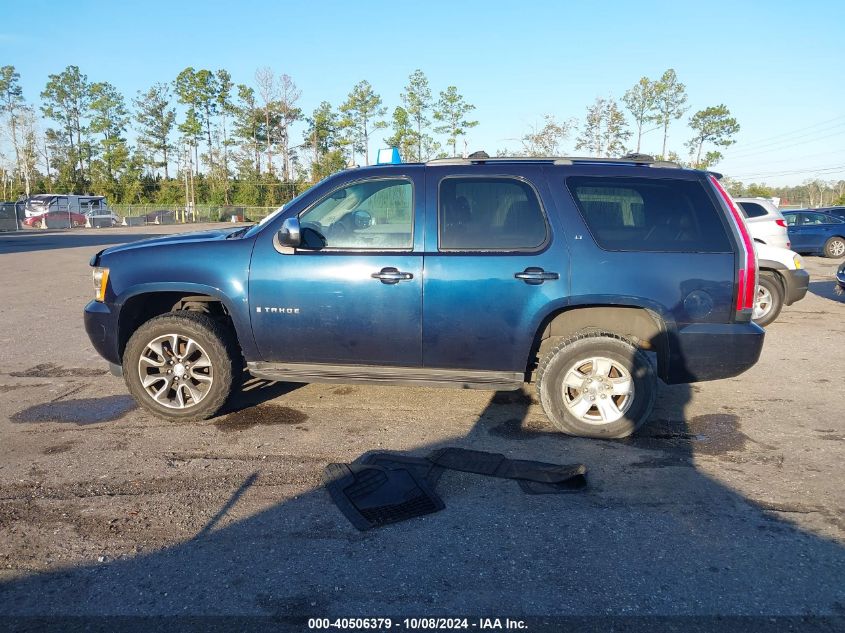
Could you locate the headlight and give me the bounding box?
[92,267,110,302]
[793,254,803,270]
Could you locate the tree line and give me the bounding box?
[0,65,764,207]
[725,178,845,208]
[516,69,740,171]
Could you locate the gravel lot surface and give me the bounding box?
[0,225,843,624]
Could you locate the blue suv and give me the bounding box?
[84,155,764,438]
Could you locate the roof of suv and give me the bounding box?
[425,154,684,169]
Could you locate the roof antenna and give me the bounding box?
[467,150,489,160]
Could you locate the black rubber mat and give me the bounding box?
[356,452,446,489]
[427,447,587,490]
[323,462,444,531]
[517,466,588,494]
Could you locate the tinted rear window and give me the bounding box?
[738,201,769,219]
[439,177,547,250]
[566,176,732,253]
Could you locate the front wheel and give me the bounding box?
[823,236,845,258]
[123,312,239,421]
[752,271,784,327]
[536,333,656,438]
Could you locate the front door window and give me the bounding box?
[299,179,413,250]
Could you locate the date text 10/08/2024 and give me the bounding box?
[307,618,528,630]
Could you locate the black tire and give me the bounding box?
[536,332,656,439]
[823,236,845,258]
[123,312,240,421]
[752,271,784,327]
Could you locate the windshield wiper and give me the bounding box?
[226,225,254,239]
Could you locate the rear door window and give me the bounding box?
[801,212,842,225]
[566,176,732,253]
[438,177,548,251]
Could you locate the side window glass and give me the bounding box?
[785,214,798,226]
[566,176,732,253]
[738,202,768,219]
[298,179,413,250]
[438,177,547,250]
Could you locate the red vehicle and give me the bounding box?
[23,209,86,228]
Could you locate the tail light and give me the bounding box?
[776,219,787,228]
[709,175,757,313]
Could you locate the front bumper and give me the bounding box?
[664,321,765,384]
[84,300,121,365]
[782,269,810,306]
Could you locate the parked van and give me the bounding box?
[24,194,115,221]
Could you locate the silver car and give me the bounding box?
[734,197,790,249]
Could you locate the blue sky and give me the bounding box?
[2,0,843,185]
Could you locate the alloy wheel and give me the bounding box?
[754,285,773,320]
[137,333,213,409]
[560,356,634,425]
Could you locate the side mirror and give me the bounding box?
[278,217,301,247]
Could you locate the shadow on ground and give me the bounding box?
[0,231,169,255]
[1,374,843,621]
[8,376,301,427]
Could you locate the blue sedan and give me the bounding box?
[782,211,845,258]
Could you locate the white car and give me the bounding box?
[754,243,810,326]
[84,209,121,227]
[735,197,790,250]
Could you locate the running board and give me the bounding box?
[247,362,524,391]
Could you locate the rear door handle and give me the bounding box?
[515,267,559,285]
[371,267,414,284]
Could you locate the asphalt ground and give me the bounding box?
[0,225,843,628]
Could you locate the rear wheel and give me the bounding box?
[536,333,656,438]
[123,312,239,421]
[823,236,845,258]
[752,271,784,327]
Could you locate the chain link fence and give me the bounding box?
[111,205,279,225]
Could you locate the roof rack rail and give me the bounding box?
[426,154,682,169]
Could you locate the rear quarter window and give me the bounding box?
[566,176,732,253]
[737,201,769,219]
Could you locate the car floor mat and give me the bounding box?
[426,447,588,489]
[355,452,446,489]
[323,462,445,531]
[517,469,588,494]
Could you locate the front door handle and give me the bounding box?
[371,267,414,284]
[515,267,559,285]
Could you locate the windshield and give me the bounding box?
[27,195,53,209]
